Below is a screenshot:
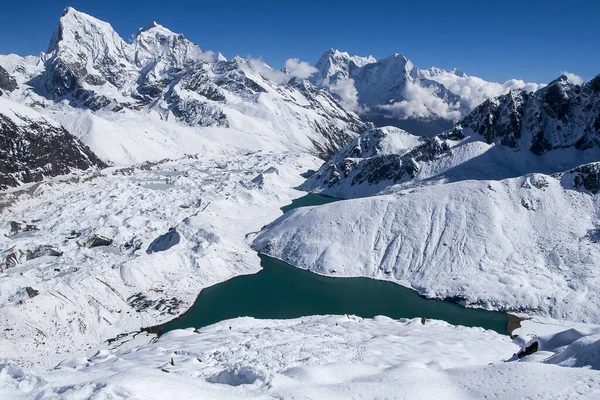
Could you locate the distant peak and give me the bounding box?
[62,6,76,16]
[135,21,181,40]
[142,21,160,31]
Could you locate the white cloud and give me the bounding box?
[329,78,363,112]
[424,71,543,112]
[284,58,318,79]
[242,57,288,84]
[380,81,462,120]
[561,71,584,85]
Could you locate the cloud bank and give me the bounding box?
[285,58,318,79]
[382,71,544,120]
[561,71,584,85]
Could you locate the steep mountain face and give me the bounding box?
[311,49,541,136]
[6,8,368,161]
[303,74,600,198]
[460,75,600,155]
[0,65,17,94]
[0,97,106,189]
[313,49,377,84]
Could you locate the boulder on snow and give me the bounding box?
[25,287,39,298]
[6,221,38,238]
[84,234,113,248]
[146,229,180,254]
[25,245,63,260]
[517,341,539,359]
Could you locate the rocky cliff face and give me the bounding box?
[459,75,600,155]
[0,97,106,189]
[0,65,17,94]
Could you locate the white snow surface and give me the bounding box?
[3,315,600,400]
[0,97,60,128]
[255,173,600,322]
[0,150,320,364]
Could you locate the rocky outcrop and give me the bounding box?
[0,65,17,93]
[459,75,600,155]
[0,97,106,189]
[84,234,113,248]
[553,162,600,194]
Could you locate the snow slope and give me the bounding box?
[3,315,600,400]
[255,172,600,322]
[0,150,320,363]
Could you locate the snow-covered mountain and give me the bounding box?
[254,72,600,323]
[311,48,542,136]
[1,8,368,163]
[0,96,105,189]
[302,74,600,198]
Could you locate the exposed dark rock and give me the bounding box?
[25,245,63,260]
[0,66,18,92]
[0,108,107,190]
[5,221,38,238]
[124,237,143,251]
[85,234,113,248]
[517,341,539,359]
[459,75,600,155]
[25,287,39,298]
[553,162,600,194]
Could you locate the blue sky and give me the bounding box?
[1,0,598,84]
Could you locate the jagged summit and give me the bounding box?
[2,8,369,164]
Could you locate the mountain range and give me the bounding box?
[0,7,553,188]
[1,7,600,398]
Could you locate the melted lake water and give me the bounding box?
[153,194,509,335]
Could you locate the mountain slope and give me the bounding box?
[0,97,106,189]
[255,170,600,322]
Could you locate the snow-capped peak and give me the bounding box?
[313,48,376,84]
[47,6,133,63]
[132,21,205,68]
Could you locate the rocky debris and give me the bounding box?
[5,221,38,238]
[84,234,113,248]
[146,229,180,254]
[25,245,63,260]
[25,287,39,298]
[1,250,22,271]
[66,230,81,239]
[123,237,143,252]
[0,65,18,93]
